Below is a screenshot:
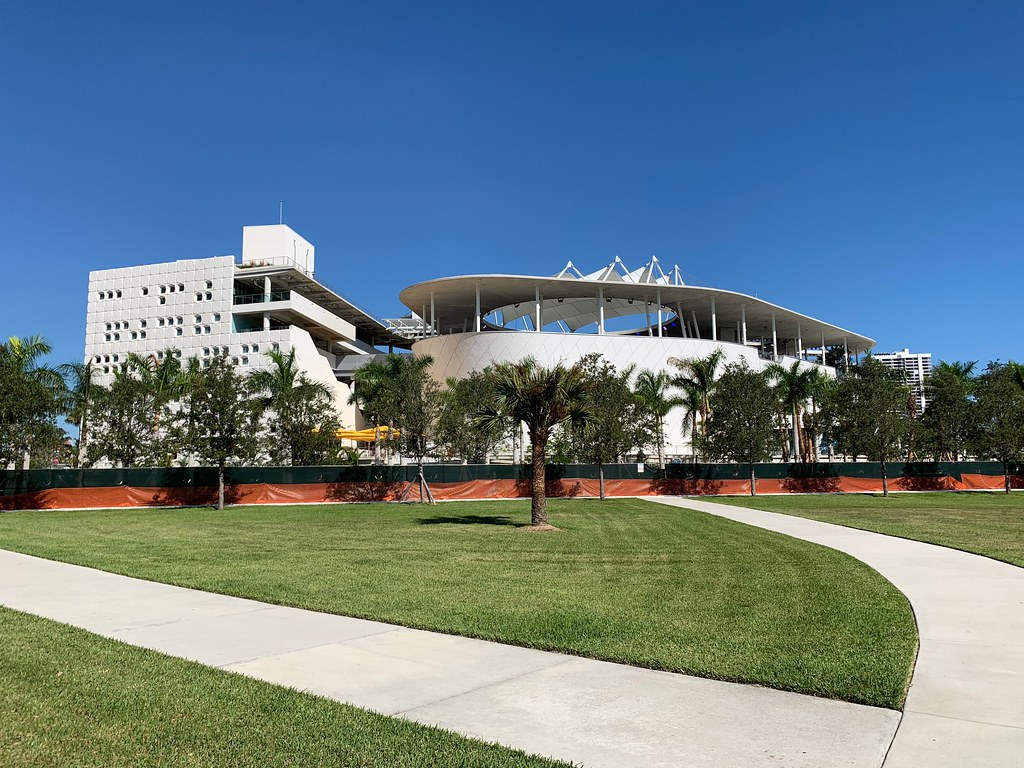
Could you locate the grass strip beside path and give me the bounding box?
[713,492,1024,568]
[0,607,569,768]
[0,499,916,709]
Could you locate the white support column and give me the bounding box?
[597,287,605,335]
[422,305,427,339]
[690,309,700,339]
[710,297,717,341]
[843,337,849,370]
[263,275,271,331]
[644,297,652,336]
[534,285,542,333]
[429,293,435,337]
[474,284,481,333]
[656,290,663,337]
[797,324,803,359]
[771,315,778,359]
[741,305,747,345]
[821,331,826,366]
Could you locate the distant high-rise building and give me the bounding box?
[874,348,932,413]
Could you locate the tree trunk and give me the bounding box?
[1005,462,1012,495]
[657,417,665,468]
[217,464,225,510]
[598,463,605,501]
[791,404,801,462]
[373,424,381,464]
[750,463,757,496]
[881,462,889,497]
[78,413,88,468]
[530,432,548,526]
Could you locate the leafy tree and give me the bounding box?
[827,358,912,496]
[87,371,163,467]
[390,355,440,502]
[824,345,852,370]
[919,361,977,461]
[436,370,506,463]
[124,350,193,429]
[972,362,1024,494]
[477,358,590,527]
[0,336,68,469]
[250,349,341,466]
[634,369,684,467]
[669,349,724,457]
[171,355,266,509]
[697,361,780,495]
[570,355,649,500]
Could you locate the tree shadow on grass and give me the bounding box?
[418,514,527,527]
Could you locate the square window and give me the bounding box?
[205,291,212,300]
[160,285,166,293]
[103,355,110,363]
[252,344,258,352]
[112,354,119,362]
[115,290,122,298]
[194,315,202,323]
[159,296,166,305]
[205,280,213,289]
[140,331,146,339]
[213,312,221,321]
[175,328,182,336]
[131,332,137,340]
[194,327,201,335]
[204,325,211,334]
[241,344,249,353]
[178,283,184,291]
[105,323,111,331]
[142,287,149,296]
[176,316,183,325]
[196,292,203,301]
[241,356,249,365]
[113,333,120,340]
[158,318,165,327]
[140,320,147,328]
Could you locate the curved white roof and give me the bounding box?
[399,257,875,350]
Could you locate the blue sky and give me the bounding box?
[1,1,1021,367]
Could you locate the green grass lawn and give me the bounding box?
[0,498,916,709]
[714,492,1024,567]
[0,607,569,768]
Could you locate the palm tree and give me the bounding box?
[348,354,407,464]
[59,360,100,467]
[1007,361,1024,391]
[634,369,684,467]
[250,349,333,466]
[124,350,193,423]
[677,384,703,462]
[0,336,67,468]
[477,358,590,527]
[669,350,724,458]
[767,361,819,462]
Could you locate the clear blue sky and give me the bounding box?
[2,1,1021,367]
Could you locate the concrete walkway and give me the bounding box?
[649,497,1024,768]
[0,547,898,768]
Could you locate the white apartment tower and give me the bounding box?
[84,225,404,427]
[874,348,932,413]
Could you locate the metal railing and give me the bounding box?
[233,290,291,305]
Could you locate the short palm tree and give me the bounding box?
[59,360,100,466]
[634,369,684,467]
[348,354,407,464]
[477,358,590,527]
[669,350,724,457]
[1,336,67,468]
[767,361,819,462]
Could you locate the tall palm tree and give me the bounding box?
[124,350,193,431]
[634,369,684,467]
[59,360,100,467]
[477,358,590,527]
[669,350,724,457]
[767,361,819,462]
[1006,361,1024,391]
[678,386,703,462]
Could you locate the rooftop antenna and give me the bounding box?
[278,200,284,224]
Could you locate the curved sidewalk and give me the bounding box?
[649,497,1024,768]
[0,546,897,768]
